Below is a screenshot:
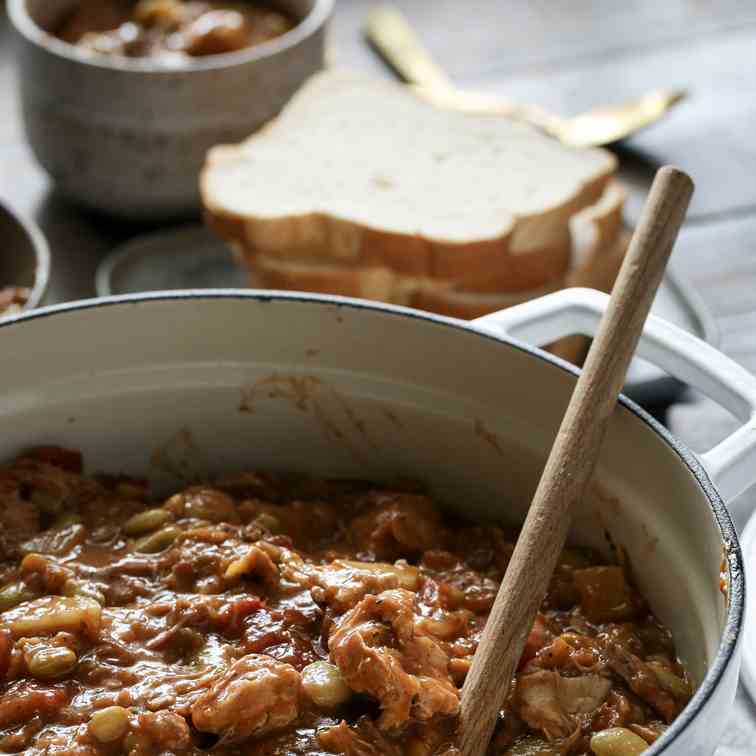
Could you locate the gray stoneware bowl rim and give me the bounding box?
[0,289,743,755]
[8,0,334,74]
[0,200,50,311]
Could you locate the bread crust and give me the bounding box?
[245,180,625,307]
[205,174,609,288]
[249,231,573,297]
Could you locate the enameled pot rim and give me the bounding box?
[8,0,333,74]
[0,289,744,754]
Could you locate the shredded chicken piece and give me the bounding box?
[0,478,40,560]
[133,710,192,753]
[603,641,677,722]
[514,669,611,740]
[351,493,448,559]
[191,653,300,740]
[0,680,71,728]
[0,492,39,540]
[329,588,459,730]
[515,670,573,740]
[262,542,415,614]
[560,674,613,715]
[224,543,279,585]
[310,560,409,613]
[318,717,402,756]
[24,731,100,756]
[164,486,239,523]
[4,458,74,498]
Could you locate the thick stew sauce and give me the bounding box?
[56,1,295,62]
[0,448,690,755]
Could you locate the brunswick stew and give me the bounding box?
[0,448,691,755]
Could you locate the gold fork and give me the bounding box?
[365,5,686,149]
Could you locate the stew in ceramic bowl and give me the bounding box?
[56,0,295,62]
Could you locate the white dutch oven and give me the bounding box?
[2,288,755,754]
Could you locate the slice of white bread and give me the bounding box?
[202,69,617,290]
[569,178,626,277]
[247,181,627,313]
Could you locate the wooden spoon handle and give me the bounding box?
[457,166,695,756]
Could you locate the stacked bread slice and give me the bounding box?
[201,70,628,359]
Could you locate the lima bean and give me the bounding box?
[134,525,182,553]
[123,508,173,536]
[27,646,77,680]
[0,582,36,612]
[591,727,648,756]
[89,706,130,743]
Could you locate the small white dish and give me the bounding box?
[96,225,246,295]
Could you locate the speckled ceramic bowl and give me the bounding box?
[9,0,332,220]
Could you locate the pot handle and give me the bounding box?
[473,287,756,504]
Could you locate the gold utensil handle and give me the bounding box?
[364,4,684,148]
[364,5,563,136]
[365,5,455,92]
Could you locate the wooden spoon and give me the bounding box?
[457,166,695,756]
